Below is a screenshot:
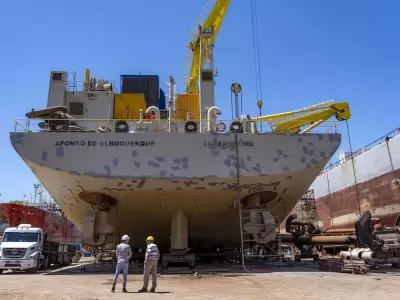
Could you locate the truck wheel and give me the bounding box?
[27,259,41,273]
[44,257,50,270]
[0,269,3,274]
[26,268,37,273]
[26,264,39,273]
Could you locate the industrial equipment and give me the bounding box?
[351,210,400,268]
[254,100,351,134]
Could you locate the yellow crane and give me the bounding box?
[182,1,352,134]
[253,100,351,134]
[185,0,231,94]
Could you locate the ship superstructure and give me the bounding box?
[10,1,347,255]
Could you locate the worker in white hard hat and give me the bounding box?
[138,235,159,293]
[111,234,132,293]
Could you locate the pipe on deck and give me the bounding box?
[310,235,356,244]
[325,228,355,234]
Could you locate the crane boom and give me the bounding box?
[254,101,351,134]
[186,0,231,94]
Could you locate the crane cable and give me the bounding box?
[250,0,265,129]
[250,0,260,102]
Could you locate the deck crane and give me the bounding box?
[180,1,352,134]
[253,100,351,134]
[185,0,231,94]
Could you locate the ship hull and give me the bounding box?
[11,131,341,248]
[311,132,400,229]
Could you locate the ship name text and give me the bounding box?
[54,140,155,147]
[204,141,254,147]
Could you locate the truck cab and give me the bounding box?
[0,224,44,272]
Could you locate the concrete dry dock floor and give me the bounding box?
[0,262,400,300]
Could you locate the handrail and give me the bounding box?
[320,127,400,174]
[12,118,340,135]
[13,118,337,123]
[66,80,116,92]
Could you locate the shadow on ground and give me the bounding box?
[41,260,400,277]
[112,291,171,294]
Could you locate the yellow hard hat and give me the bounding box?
[146,236,154,241]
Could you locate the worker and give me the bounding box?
[138,236,159,293]
[111,234,132,293]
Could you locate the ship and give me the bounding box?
[9,1,349,253]
[310,128,400,230]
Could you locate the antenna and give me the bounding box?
[33,183,41,204]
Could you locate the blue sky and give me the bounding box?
[1,0,400,201]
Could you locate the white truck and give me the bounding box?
[0,224,69,273]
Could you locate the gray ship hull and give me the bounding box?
[11,131,341,248]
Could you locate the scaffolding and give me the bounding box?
[299,189,318,224]
[39,202,82,243]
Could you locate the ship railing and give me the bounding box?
[66,80,116,93]
[12,118,340,135]
[321,126,400,174]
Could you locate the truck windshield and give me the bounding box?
[2,232,39,243]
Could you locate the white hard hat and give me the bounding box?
[121,235,130,241]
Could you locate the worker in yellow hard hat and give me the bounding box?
[138,236,159,293]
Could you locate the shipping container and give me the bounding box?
[120,75,160,108]
[159,88,166,110]
[0,204,46,229]
[113,94,147,120]
[174,94,200,120]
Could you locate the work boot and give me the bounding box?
[122,288,128,293]
[138,287,148,293]
[150,288,156,293]
[111,286,115,293]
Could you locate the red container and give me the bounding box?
[0,204,46,229]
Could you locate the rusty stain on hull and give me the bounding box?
[316,168,400,229]
[309,131,400,230]
[287,131,400,232]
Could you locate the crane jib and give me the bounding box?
[185,0,231,94]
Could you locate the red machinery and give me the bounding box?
[0,203,82,242]
[143,113,155,120]
[0,203,46,229]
